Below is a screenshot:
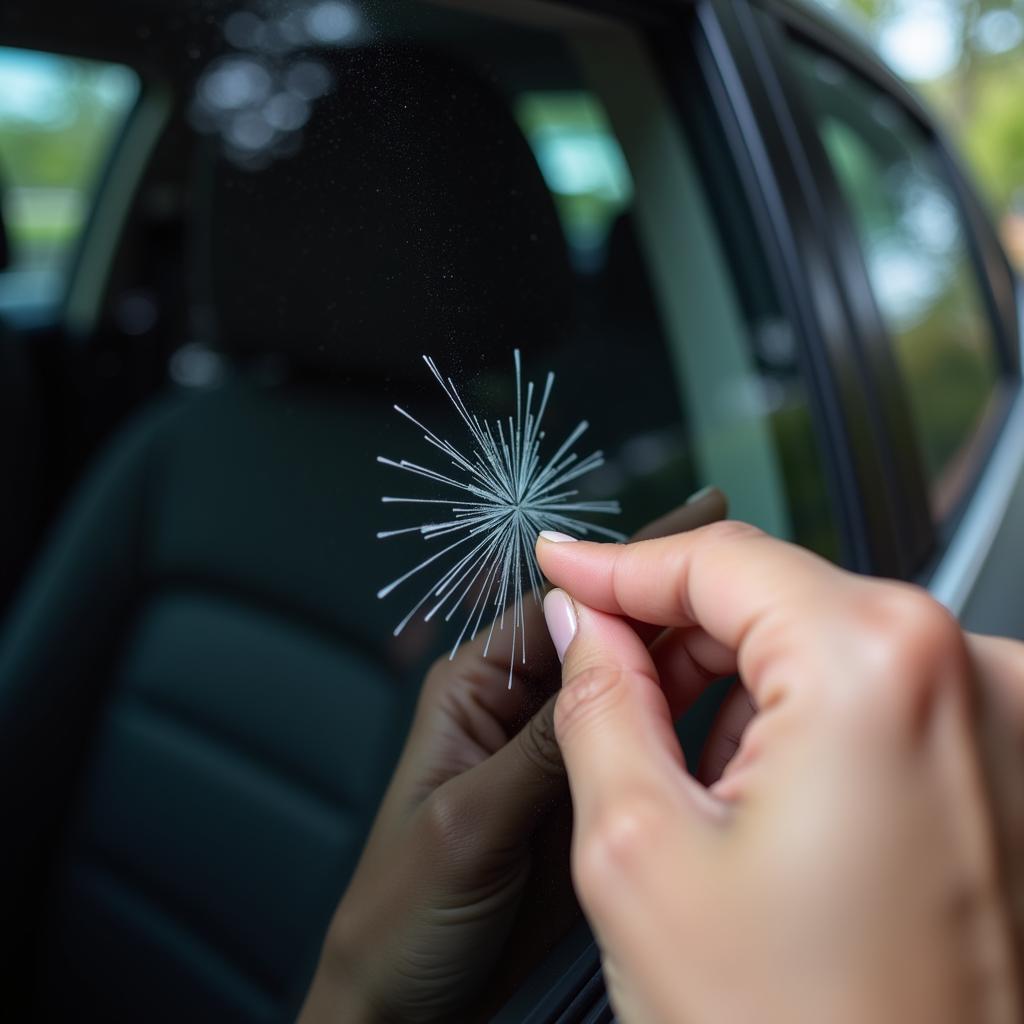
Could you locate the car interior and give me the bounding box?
[9,0,1024,1015]
[0,1,749,1019]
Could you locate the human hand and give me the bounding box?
[297,489,728,1024]
[537,522,1024,1024]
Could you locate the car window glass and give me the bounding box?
[0,46,138,319]
[0,2,846,1019]
[169,1,841,563]
[789,44,1002,520]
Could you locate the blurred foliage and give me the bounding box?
[516,92,633,270]
[0,49,136,267]
[814,0,1024,265]
[1,74,116,186]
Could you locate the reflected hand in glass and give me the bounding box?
[297,488,731,1024]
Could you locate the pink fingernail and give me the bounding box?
[544,589,577,663]
[539,531,578,544]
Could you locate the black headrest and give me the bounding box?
[198,47,573,375]
[604,212,656,322]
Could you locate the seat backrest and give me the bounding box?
[0,47,570,1023]
[0,172,43,615]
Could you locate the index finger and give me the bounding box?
[435,490,733,725]
[537,522,859,695]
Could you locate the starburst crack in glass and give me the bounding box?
[377,349,626,687]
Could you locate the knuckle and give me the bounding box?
[418,788,467,856]
[517,701,564,779]
[850,584,970,718]
[422,655,453,700]
[574,798,665,901]
[701,519,765,546]
[877,587,962,673]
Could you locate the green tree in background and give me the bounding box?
[0,60,130,187]
[0,52,136,264]
[817,0,1024,242]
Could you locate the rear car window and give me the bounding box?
[0,46,137,319]
[789,44,1003,521]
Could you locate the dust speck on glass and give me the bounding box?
[377,349,624,687]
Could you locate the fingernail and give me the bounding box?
[539,530,578,544]
[686,485,716,505]
[543,589,577,663]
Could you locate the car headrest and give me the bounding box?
[604,212,656,323]
[196,47,573,377]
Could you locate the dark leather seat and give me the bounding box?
[0,48,570,1023]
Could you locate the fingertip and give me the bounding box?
[536,530,583,573]
[535,533,611,598]
[538,530,579,545]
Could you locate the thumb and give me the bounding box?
[546,590,716,837]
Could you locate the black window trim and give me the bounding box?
[695,0,920,577]
[750,6,944,574]
[671,2,860,566]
